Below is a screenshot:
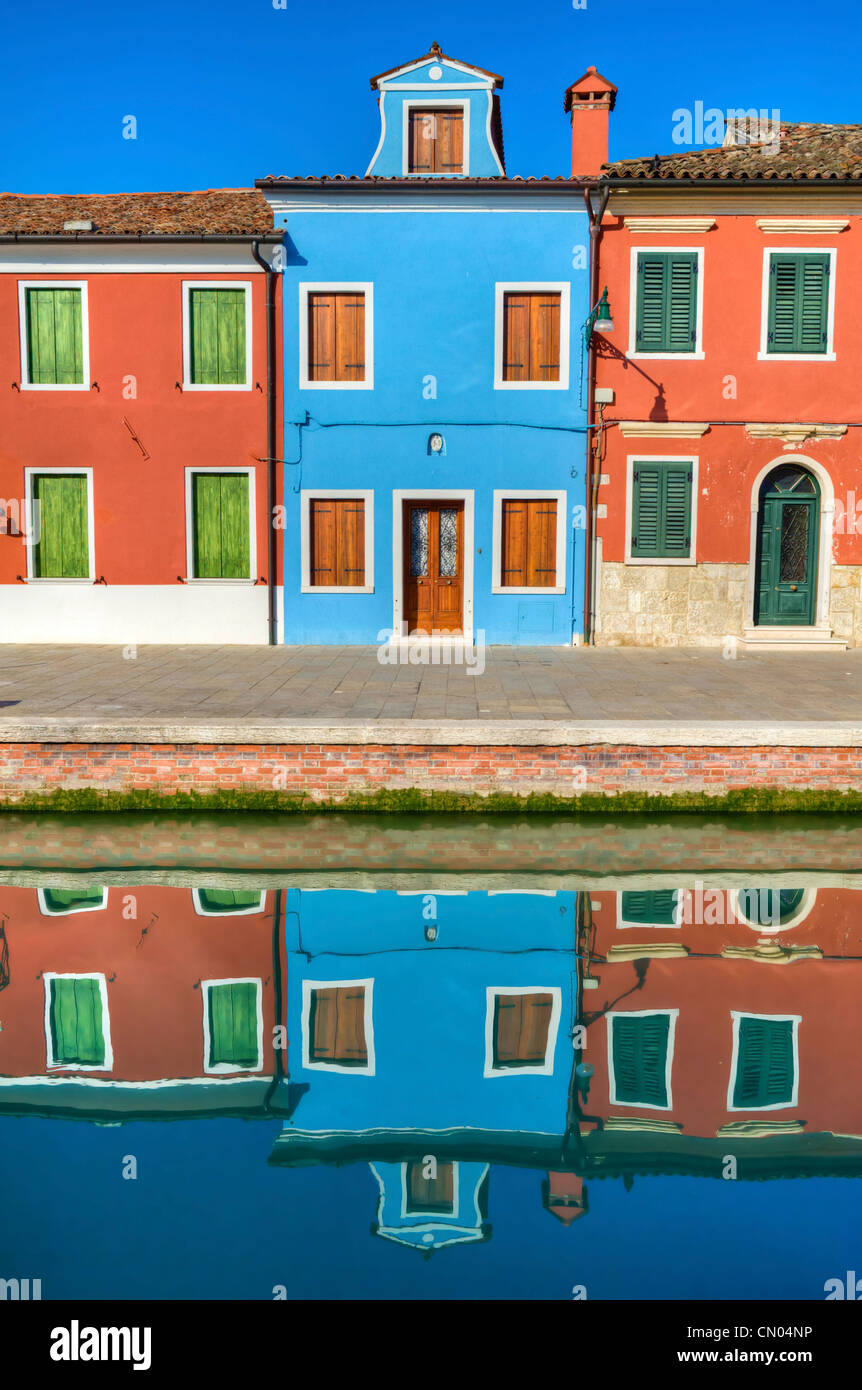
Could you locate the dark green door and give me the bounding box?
[754,468,819,626]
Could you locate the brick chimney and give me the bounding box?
[564,66,617,178]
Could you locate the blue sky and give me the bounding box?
[1,0,857,195]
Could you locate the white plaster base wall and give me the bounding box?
[597,562,862,647]
[0,586,283,645]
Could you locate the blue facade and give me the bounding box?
[261,48,592,646]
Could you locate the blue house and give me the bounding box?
[258,44,594,647]
[269,887,581,1250]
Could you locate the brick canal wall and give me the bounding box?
[1,740,861,798]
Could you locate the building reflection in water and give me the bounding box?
[2,876,862,1256]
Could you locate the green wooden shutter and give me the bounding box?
[26,287,83,384]
[50,978,105,1066]
[42,887,104,913]
[631,461,692,559]
[636,253,697,352]
[32,474,90,578]
[767,254,829,354]
[208,982,259,1067]
[192,473,250,578]
[733,1016,795,1108]
[612,1013,670,1106]
[196,889,263,914]
[621,890,678,925]
[189,288,247,384]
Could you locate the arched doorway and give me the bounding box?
[754,466,820,626]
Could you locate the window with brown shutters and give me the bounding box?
[493,991,554,1068]
[308,498,366,587]
[309,985,368,1066]
[307,292,366,381]
[405,1161,456,1214]
[500,499,558,587]
[502,292,561,382]
[407,108,464,174]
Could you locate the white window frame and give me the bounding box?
[731,887,816,935]
[38,886,108,916]
[607,1008,678,1111]
[201,977,264,1075]
[401,1159,460,1218]
[401,98,470,177]
[181,279,253,391]
[727,1011,801,1112]
[44,972,113,1072]
[301,978,375,1075]
[627,247,705,361]
[624,454,699,567]
[192,889,266,917]
[18,279,90,391]
[757,247,837,362]
[491,489,566,594]
[483,986,562,1078]
[494,282,571,391]
[300,489,375,594]
[616,888,683,929]
[184,466,257,583]
[299,282,374,390]
[24,467,95,583]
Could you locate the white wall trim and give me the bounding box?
[626,246,705,360]
[483,986,562,1078]
[607,1008,678,1111]
[300,489,375,593]
[491,489,566,593]
[301,978,375,1075]
[17,279,90,390]
[24,466,95,581]
[37,887,108,917]
[201,977,264,1075]
[493,282,571,390]
[624,454,699,566]
[757,246,837,361]
[400,98,470,176]
[727,1012,801,1111]
[184,466,257,582]
[0,583,277,644]
[44,973,113,1072]
[298,282,374,390]
[2,246,269,273]
[181,279,252,390]
[746,453,834,629]
[392,489,474,643]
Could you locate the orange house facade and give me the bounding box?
[0,190,283,645]
[590,125,862,649]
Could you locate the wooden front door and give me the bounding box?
[754,467,820,626]
[403,501,464,634]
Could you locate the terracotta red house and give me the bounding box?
[0,190,283,644]
[589,123,862,650]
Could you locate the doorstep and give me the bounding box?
[741,626,849,652]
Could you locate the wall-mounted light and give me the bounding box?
[583,286,614,346]
[424,924,438,942]
[427,433,445,456]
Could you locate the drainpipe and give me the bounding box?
[252,240,278,646]
[583,184,609,645]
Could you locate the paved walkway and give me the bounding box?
[0,644,861,725]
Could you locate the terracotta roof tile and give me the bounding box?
[0,189,274,236]
[603,123,862,182]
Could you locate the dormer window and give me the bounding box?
[407,106,465,174]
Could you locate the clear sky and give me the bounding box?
[1,0,859,194]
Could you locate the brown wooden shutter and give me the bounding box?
[494,992,553,1066]
[407,1161,455,1213]
[501,499,557,587]
[310,985,367,1065]
[408,109,464,173]
[309,499,365,586]
[503,293,561,382]
[308,293,365,382]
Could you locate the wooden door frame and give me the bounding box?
[746,455,833,631]
[392,489,474,644]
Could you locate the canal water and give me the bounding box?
[1,813,861,1300]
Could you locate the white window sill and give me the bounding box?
[624,556,695,567]
[182,382,252,391]
[491,585,565,595]
[203,1061,264,1076]
[19,382,90,391]
[183,577,258,585]
[299,379,373,391]
[494,380,569,391]
[756,352,836,362]
[302,585,374,595]
[24,576,95,584]
[626,351,704,362]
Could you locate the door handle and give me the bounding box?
[790,585,798,591]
